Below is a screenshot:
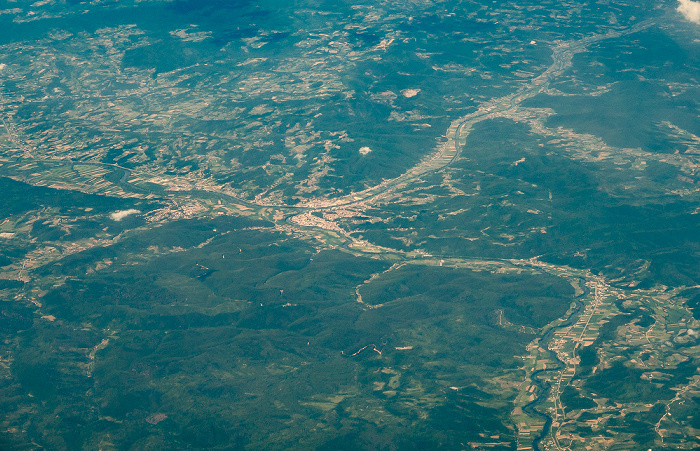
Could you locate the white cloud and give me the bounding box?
[110,209,140,221]
[678,0,700,24]
[359,146,372,155]
[401,89,420,98]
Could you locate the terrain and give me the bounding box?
[0,0,699,450]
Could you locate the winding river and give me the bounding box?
[13,20,651,449]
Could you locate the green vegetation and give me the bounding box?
[0,0,697,449]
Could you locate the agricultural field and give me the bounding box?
[0,0,698,449]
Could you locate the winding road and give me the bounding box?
[524,279,590,451]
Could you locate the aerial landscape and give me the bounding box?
[0,0,698,449]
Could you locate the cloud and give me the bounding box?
[110,209,140,221]
[401,89,420,98]
[678,0,700,24]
